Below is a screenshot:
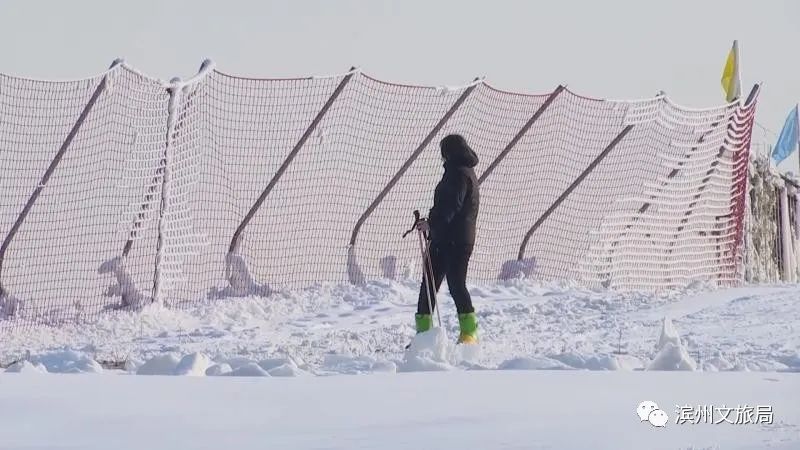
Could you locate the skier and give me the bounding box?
[414,134,480,344]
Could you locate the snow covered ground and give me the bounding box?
[1,370,798,449]
[1,279,798,374]
[1,280,799,449]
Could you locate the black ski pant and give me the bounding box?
[417,241,475,315]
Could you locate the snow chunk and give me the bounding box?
[258,358,307,377]
[701,352,734,372]
[398,328,454,372]
[5,360,48,374]
[205,363,233,376]
[221,357,258,371]
[257,358,295,371]
[656,316,681,351]
[613,354,646,371]
[647,342,697,371]
[434,85,462,96]
[498,258,536,280]
[173,352,213,376]
[98,256,148,311]
[647,317,697,371]
[137,354,181,375]
[267,364,306,377]
[777,352,800,369]
[226,362,271,377]
[124,358,144,373]
[404,328,448,362]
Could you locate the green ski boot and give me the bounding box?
[415,313,433,333]
[406,313,434,350]
[457,312,478,344]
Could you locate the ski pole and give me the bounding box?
[403,210,440,328]
[415,225,441,328]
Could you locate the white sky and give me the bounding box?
[1,0,798,172]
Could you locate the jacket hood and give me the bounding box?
[440,134,479,168]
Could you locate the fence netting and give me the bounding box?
[0,62,759,327]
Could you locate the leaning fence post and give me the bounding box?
[346,79,480,285]
[227,68,357,255]
[348,79,481,249]
[478,85,565,185]
[0,59,121,299]
[517,124,635,260]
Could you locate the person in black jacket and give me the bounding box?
[415,134,480,344]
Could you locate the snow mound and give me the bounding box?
[499,353,646,371]
[137,354,181,375]
[5,360,48,374]
[656,316,681,350]
[777,351,800,370]
[29,349,103,374]
[258,358,309,377]
[124,358,144,372]
[550,352,646,371]
[205,363,232,376]
[173,352,213,376]
[647,342,697,371]
[398,355,452,372]
[647,317,697,371]
[322,354,397,375]
[1,282,796,376]
[258,357,296,371]
[267,363,306,377]
[398,328,459,372]
[612,354,646,371]
[226,362,271,377]
[498,356,572,370]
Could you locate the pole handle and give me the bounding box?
[402,210,423,238]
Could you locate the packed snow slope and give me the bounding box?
[1,370,798,450]
[1,280,799,449]
[0,279,798,374]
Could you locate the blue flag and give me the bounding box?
[772,105,799,164]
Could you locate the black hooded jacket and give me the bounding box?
[427,135,480,246]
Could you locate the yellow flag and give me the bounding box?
[721,40,741,102]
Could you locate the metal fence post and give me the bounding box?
[478,85,564,185]
[348,79,480,249]
[517,124,635,260]
[0,59,121,298]
[228,68,357,254]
